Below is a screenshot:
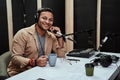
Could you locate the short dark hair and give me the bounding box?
[37,8,53,15]
[35,8,54,23]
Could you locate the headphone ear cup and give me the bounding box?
[100,55,112,67]
[111,55,119,63]
[34,12,38,23]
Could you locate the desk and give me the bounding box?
[6,52,120,80]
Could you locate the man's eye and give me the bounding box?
[42,17,47,20]
[49,19,53,22]
[41,17,53,22]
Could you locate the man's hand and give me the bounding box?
[36,55,48,67]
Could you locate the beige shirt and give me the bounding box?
[7,24,67,76]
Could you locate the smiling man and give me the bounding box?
[7,8,67,76]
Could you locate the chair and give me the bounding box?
[0,51,11,79]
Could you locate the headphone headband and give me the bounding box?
[34,8,53,23]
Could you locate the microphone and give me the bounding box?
[102,36,108,44]
[97,32,119,51]
[53,30,77,43]
[53,30,63,37]
[98,33,109,51]
[101,32,111,44]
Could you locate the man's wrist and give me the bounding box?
[29,58,36,67]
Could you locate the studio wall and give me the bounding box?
[74,0,97,50]
[12,0,37,35]
[100,0,120,53]
[0,0,9,55]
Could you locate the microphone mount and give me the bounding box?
[97,33,110,51]
[65,36,77,43]
[62,33,77,43]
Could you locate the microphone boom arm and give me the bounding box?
[65,36,77,43]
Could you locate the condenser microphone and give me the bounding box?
[97,33,109,51]
[101,32,111,44]
[102,36,108,43]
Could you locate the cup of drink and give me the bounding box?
[85,63,94,76]
[48,53,57,67]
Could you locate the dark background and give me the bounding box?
[100,0,120,53]
[0,0,9,54]
[74,0,97,50]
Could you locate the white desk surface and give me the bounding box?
[6,52,120,80]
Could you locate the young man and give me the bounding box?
[7,8,67,76]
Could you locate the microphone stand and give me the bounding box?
[61,33,76,43]
[64,32,77,36]
[65,36,77,43]
[97,36,109,52]
[97,44,102,52]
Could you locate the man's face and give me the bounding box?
[37,11,54,31]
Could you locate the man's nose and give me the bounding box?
[45,19,50,23]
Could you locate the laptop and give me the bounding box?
[67,48,95,58]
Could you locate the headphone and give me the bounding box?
[111,55,119,63]
[34,8,54,23]
[34,10,39,23]
[91,54,119,67]
[99,55,112,67]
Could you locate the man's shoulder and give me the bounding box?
[19,24,35,34]
[24,24,35,30]
[14,24,35,37]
